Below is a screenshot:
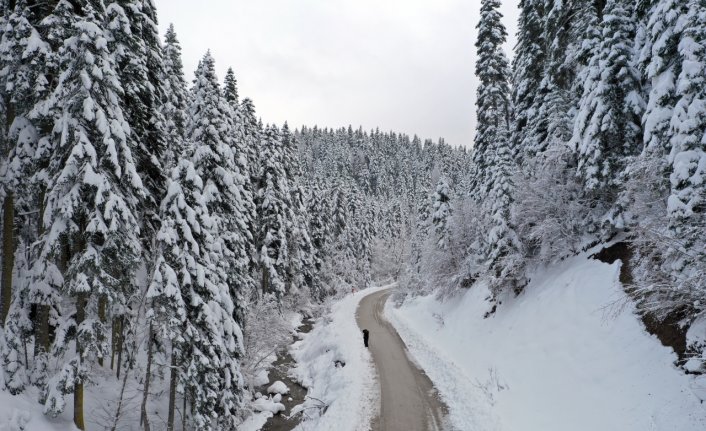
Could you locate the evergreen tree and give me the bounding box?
[431,177,451,250]
[32,3,144,429]
[105,0,167,240]
[472,0,512,198]
[224,67,239,106]
[0,0,52,333]
[150,52,247,429]
[669,0,706,225]
[473,0,518,287]
[511,0,546,159]
[257,125,289,297]
[281,124,314,294]
[160,23,189,168]
[240,97,262,278]
[524,0,599,158]
[572,0,644,229]
[222,67,256,297]
[306,179,329,299]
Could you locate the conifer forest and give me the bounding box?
[0,0,705,430]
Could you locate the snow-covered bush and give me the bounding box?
[624,153,706,325]
[512,146,589,268]
[241,295,296,392]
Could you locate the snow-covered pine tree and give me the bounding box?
[471,0,512,199]
[409,183,432,272]
[0,0,51,394]
[306,178,329,299]
[103,1,168,383]
[483,134,519,285]
[524,0,599,158]
[511,0,545,159]
[257,124,289,297]
[669,0,706,231]
[224,67,239,106]
[473,0,518,290]
[635,0,685,179]
[608,0,706,330]
[105,0,167,240]
[0,0,52,333]
[431,177,452,250]
[147,154,208,430]
[149,52,247,429]
[222,67,257,298]
[659,0,706,350]
[160,23,189,168]
[187,49,251,366]
[634,0,706,321]
[32,2,144,428]
[240,97,262,277]
[281,123,315,295]
[1,242,33,394]
[572,0,644,232]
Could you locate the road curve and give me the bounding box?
[356,289,448,431]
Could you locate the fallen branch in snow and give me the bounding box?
[289,395,329,420]
[471,368,508,407]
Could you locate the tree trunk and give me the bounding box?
[1,192,14,326]
[72,227,87,431]
[110,353,131,431]
[261,266,269,296]
[167,353,177,431]
[35,304,50,354]
[116,316,124,379]
[98,296,106,366]
[111,318,117,370]
[35,187,50,356]
[74,293,86,431]
[140,323,153,431]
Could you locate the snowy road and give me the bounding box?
[356,289,448,431]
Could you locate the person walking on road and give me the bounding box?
[362,329,369,348]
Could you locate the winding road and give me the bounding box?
[356,289,448,431]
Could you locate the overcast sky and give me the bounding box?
[153,0,519,148]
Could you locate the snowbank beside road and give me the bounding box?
[388,256,706,431]
[289,285,389,431]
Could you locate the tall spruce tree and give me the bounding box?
[160,23,188,168]
[224,67,239,106]
[281,123,315,295]
[431,177,451,250]
[33,3,144,429]
[223,67,256,297]
[0,0,52,333]
[0,0,53,393]
[511,0,545,159]
[472,0,512,198]
[669,0,706,225]
[473,0,518,286]
[105,0,167,240]
[572,0,644,230]
[149,52,246,429]
[306,179,329,299]
[257,125,289,297]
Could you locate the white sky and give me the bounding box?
[153,0,519,148]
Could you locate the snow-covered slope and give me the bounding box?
[0,389,78,431]
[388,256,706,431]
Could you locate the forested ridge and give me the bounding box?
[0,0,705,429]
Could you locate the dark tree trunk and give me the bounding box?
[167,353,178,431]
[1,193,15,326]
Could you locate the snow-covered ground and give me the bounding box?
[0,389,78,431]
[387,255,706,431]
[286,285,390,431]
